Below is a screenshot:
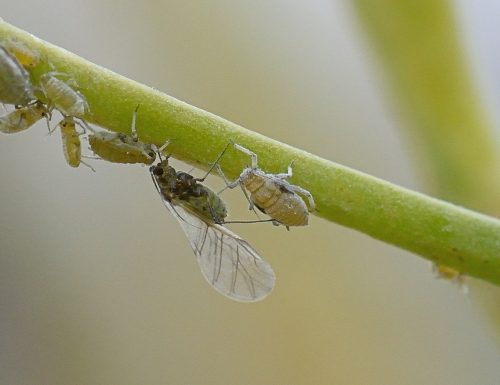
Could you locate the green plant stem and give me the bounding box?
[1,20,499,286]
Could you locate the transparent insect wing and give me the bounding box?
[0,46,35,105]
[151,162,275,302]
[0,102,47,134]
[40,73,88,118]
[159,198,275,302]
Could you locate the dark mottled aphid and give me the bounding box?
[150,157,275,302]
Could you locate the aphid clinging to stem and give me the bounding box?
[39,72,88,119]
[217,142,315,228]
[150,152,276,302]
[0,101,49,134]
[88,106,156,165]
[0,45,35,105]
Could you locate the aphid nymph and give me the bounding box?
[0,45,35,105]
[432,263,467,293]
[0,101,49,134]
[39,72,88,118]
[3,39,40,69]
[217,142,315,228]
[88,107,156,165]
[59,116,82,168]
[150,154,275,302]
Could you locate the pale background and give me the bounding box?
[1,1,499,384]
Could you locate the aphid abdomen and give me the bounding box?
[263,191,309,226]
[40,74,87,118]
[207,190,227,223]
[0,46,35,105]
[244,173,309,226]
[59,117,81,167]
[180,186,227,224]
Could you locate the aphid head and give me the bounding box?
[238,166,254,183]
[150,162,165,176]
[150,159,175,178]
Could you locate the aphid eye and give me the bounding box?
[153,166,163,176]
[148,151,155,158]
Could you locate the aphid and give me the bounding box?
[39,72,88,118]
[59,116,82,168]
[433,263,467,293]
[88,107,156,165]
[0,101,49,134]
[0,46,35,105]
[218,143,315,228]
[3,39,40,68]
[150,158,276,302]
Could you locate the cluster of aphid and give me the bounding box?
[0,39,156,169]
[1,39,317,302]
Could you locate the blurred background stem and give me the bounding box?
[353,0,500,341]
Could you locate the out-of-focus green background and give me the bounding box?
[0,1,499,384]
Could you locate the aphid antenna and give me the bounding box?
[80,120,96,133]
[45,70,73,82]
[153,140,172,162]
[42,115,52,133]
[196,141,232,182]
[157,139,172,155]
[130,104,140,140]
[80,160,96,173]
[47,120,58,135]
[82,155,101,160]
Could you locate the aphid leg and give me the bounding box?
[215,164,258,214]
[288,184,316,211]
[275,161,294,179]
[233,143,258,169]
[215,164,240,192]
